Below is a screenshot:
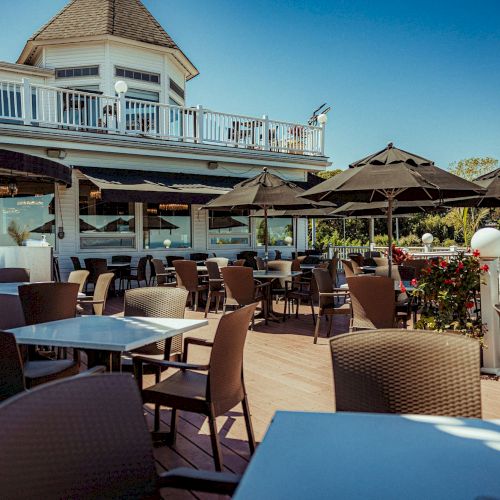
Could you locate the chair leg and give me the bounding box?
[241,395,256,455]
[215,294,221,313]
[296,298,301,318]
[208,413,223,471]
[170,408,178,446]
[194,291,199,311]
[313,314,322,344]
[310,299,316,325]
[205,291,211,318]
[327,313,334,337]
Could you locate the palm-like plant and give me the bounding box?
[444,207,489,247]
[7,221,30,246]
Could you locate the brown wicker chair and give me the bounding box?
[283,259,315,324]
[327,257,339,286]
[83,258,108,292]
[166,255,184,267]
[126,256,148,288]
[232,259,246,266]
[77,272,114,315]
[221,266,269,328]
[174,260,208,311]
[330,328,482,418]
[267,260,293,302]
[67,270,89,294]
[134,304,258,471]
[0,268,30,283]
[347,276,396,331]
[312,268,351,344]
[255,256,266,270]
[70,256,82,271]
[151,258,173,286]
[0,374,241,497]
[341,259,355,278]
[205,260,225,317]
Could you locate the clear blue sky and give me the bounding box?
[1,0,499,170]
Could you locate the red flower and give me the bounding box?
[400,284,407,293]
[440,260,448,268]
[465,301,475,309]
[457,261,464,270]
[444,279,453,285]
[481,264,489,272]
[473,249,480,257]
[410,278,418,286]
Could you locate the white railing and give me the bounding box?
[0,78,326,156]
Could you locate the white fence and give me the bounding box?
[0,78,325,156]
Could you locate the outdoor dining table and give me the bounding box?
[166,265,207,272]
[0,282,86,330]
[234,411,500,499]
[8,315,208,371]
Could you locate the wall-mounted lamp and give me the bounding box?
[46,148,67,160]
[207,161,219,170]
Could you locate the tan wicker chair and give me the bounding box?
[134,304,258,471]
[347,276,396,331]
[205,257,229,268]
[68,270,89,294]
[77,272,114,315]
[312,268,351,344]
[330,328,482,418]
[0,374,241,497]
[174,260,208,311]
[0,268,30,283]
[341,259,356,278]
[373,256,389,267]
[152,258,173,286]
[205,260,225,317]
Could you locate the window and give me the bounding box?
[124,88,160,133]
[143,203,191,249]
[79,180,135,248]
[208,210,250,247]
[55,66,99,79]
[0,179,55,247]
[115,67,160,84]
[169,78,185,99]
[255,217,294,247]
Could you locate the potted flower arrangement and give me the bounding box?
[412,250,488,341]
[389,244,412,265]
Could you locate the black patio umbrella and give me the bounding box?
[443,168,500,207]
[250,207,337,218]
[202,167,329,259]
[302,143,484,276]
[331,200,442,218]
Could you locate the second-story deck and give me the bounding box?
[0,79,326,157]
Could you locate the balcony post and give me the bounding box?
[118,93,127,134]
[196,105,204,144]
[263,114,269,150]
[21,78,32,125]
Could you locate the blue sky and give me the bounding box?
[1,0,499,170]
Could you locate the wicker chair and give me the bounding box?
[327,257,339,286]
[373,256,389,267]
[0,374,241,497]
[166,255,184,267]
[205,261,225,317]
[205,257,229,268]
[283,259,315,323]
[152,258,173,286]
[403,259,429,279]
[174,260,208,311]
[126,256,148,288]
[267,260,292,302]
[0,268,30,283]
[347,276,396,331]
[83,258,108,292]
[134,304,258,471]
[190,252,209,264]
[77,272,114,315]
[341,259,355,278]
[312,268,351,344]
[232,259,246,266]
[221,266,269,328]
[68,270,89,294]
[330,328,482,418]
[255,256,266,270]
[236,251,258,269]
[70,256,82,271]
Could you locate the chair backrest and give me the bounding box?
[232,259,246,267]
[267,260,292,288]
[403,259,429,279]
[364,251,381,258]
[174,260,200,292]
[221,266,256,306]
[330,329,482,418]
[52,256,61,282]
[205,257,229,268]
[254,256,265,270]
[347,276,395,330]
[152,259,167,285]
[290,258,302,283]
[0,374,158,498]
[111,255,132,264]
[327,257,338,285]
[190,253,209,262]
[398,265,416,281]
[373,256,389,267]
[124,287,188,356]
[0,331,25,402]
[374,266,401,280]
[313,268,336,309]
[208,304,257,416]
[274,250,282,260]
[166,255,184,267]
[0,268,30,283]
[70,256,82,271]
[19,283,79,325]
[236,251,257,269]
[68,270,90,293]
[91,273,114,315]
[84,258,108,284]
[135,256,148,282]
[206,261,223,292]
[341,259,355,278]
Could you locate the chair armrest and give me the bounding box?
[255,281,271,289]
[74,366,107,377]
[183,337,214,362]
[209,278,223,284]
[77,298,105,305]
[133,356,209,371]
[157,468,241,495]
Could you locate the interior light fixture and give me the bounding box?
[159,203,188,211]
[89,188,102,200]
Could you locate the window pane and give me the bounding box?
[80,236,135,249]
[0,184,55,247]
[208,210,250,247]
[143,203,191,249]
[255,217,293,247]
[79,180,135,235]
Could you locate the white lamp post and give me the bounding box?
[114,81,128,134]
[422,233,433,253]
[317,114,327,154]
[471,227,500,375]
[114,80,128,95]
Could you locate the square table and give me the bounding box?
[234,411,500,499]
[8,315,208,371]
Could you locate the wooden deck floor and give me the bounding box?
[104,295,500,499]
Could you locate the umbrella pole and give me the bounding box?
[264,205,269,267]
[387,195,393,278]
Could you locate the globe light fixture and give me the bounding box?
[471,227,500,259]
[163,239,171,248]
[317,113,328,125]
[421,233,433,245]
[284,235,293,246]
[114,80,128,95]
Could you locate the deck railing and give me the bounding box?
[0,78,326,156]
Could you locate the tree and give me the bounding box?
[449,157,498,181]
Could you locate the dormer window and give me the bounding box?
[115,67,160,84]
[55,66,99,78]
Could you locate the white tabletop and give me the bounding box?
[108,262,131,267]
[235,411,500,499]
[166,266,207,272]
[253,270,302,279]
[0,282,85,298]
[8,316,208,352]
[340,279,414,292]
[299,264,317,270]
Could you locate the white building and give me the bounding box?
[0,0,329,277]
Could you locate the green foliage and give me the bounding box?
[449,157,498,181]
[443,207,490,246]
[316,169,343,180]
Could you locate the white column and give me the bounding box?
[481,257,500,375]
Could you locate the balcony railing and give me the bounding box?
[0,78,326,156]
